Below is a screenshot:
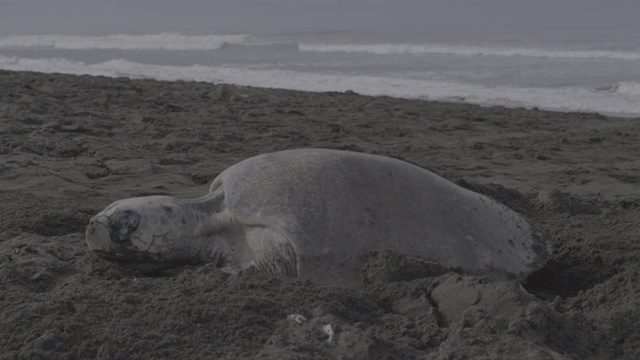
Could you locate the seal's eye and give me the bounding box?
[108,210,141,244]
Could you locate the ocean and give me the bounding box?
[1,1,639,118]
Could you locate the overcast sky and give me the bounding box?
[1,0,638,36]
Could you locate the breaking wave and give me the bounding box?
[3,33,639,61]
[0,33,251,50]
[299,43,640,61]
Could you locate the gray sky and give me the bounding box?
[1,0,638,36]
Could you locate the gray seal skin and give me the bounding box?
[86,149,550,286]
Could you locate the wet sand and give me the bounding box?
[0,70,638,359]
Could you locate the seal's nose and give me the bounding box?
[87,218,97,235]
[86,214,110,251]
[108,210,141,243]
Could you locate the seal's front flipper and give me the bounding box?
[244,226,298,278]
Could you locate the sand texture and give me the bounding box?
[1,70,639,359]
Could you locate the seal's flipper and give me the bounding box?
[244,226,298,278]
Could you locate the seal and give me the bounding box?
[86,149,550,286]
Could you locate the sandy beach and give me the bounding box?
[0,69,638,359]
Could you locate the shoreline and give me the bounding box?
[0,64,637,119]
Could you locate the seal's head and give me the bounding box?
[86,196,196,271]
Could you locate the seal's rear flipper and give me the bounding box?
[244,226,298,278]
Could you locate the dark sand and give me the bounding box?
[0,70,638,359]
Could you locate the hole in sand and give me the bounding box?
[524,258,619,299]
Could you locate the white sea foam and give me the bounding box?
[608,81,640,96]
[0,55,638,117]
[299,43,640,61]
[0,33,251,50]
